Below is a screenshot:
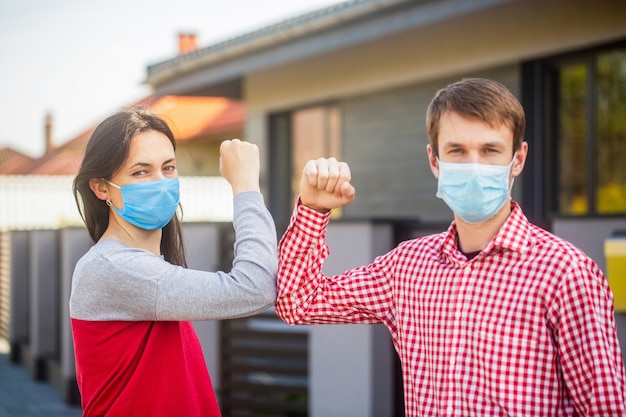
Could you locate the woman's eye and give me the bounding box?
[164,165,177,172]
[132,170,147,176]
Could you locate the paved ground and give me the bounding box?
[0,340,82,417]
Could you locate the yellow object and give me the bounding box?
[605,236,626,312]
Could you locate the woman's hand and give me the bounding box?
[219,139,261,195]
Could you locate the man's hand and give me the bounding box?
[219,139,261,195]
[300,158,355,213]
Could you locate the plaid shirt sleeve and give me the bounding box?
[275,201,395,327]
[547,255,626,415]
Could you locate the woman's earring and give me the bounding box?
[105,200,113,207]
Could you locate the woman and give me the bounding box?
[70,108,277,416]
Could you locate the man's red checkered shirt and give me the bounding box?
[276,201,626,416]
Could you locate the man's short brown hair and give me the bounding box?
[426,78,525,157]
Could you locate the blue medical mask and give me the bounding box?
[435,156,515,224]
[104,178,180,230]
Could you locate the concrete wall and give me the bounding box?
[310,221,395,417]
[25,230,60,380]
[8,231,29,358]
[57,227,93,403]
[185,222,222,393]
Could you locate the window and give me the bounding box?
[269,104,342,227]
[544,47,626,216]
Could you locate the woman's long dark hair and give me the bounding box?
[73,107,187,267]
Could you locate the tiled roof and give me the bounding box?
[23,128,93,175]
[4,95,244,176]
[150,95,244,140]
[0,148,35,174]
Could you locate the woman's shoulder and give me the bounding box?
[75,239,173,282]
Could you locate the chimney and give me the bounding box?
[178,33,198,55]
[45,112,54,153]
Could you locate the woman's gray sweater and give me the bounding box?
[70,191,277,321]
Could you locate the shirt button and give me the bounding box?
[447,405,454,414]
[464,266,471,273]
[450,357,455,367]
[455,311,461,319]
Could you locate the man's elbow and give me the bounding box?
[274,299,302,325]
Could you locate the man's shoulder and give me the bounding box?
[396,231,447,252]
[526,222,598,266]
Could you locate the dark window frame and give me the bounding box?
[522,39,626,226]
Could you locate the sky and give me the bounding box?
[0,0,344,157]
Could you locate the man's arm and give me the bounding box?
[275,158,395,326]
[552,259,626,415]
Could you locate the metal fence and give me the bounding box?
[220,309,309,417]
[0,175,234,231]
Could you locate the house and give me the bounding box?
[143,0,626,416]
[0,148,34,175]
[3,95,244,177]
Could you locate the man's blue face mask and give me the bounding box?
[435,155,515,224]
[104,178,180,230]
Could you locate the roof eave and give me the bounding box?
[145,0,516,95]
[145,0,415,87]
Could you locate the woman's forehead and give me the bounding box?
[126,130,175,162]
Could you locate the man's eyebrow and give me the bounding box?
[441,141,464,148]
[482,142,506,149]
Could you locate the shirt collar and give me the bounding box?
[440,201,532,262]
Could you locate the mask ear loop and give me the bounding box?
[507,153,517,196]
[101,178,120,208]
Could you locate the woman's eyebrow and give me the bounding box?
[128,162,152,170]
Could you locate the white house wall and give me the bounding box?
[245,0,626,114]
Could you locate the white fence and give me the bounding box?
[0,175,234,231]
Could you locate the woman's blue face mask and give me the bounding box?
[435,155,515,224]
[104,178,180,230]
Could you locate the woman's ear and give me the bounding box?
[89,178,109,201]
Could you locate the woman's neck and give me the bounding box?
[100,214,162,255]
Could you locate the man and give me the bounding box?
[275,78,626,416]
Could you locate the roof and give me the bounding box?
[144,0,513,97]
[18,128,93,175]
[4,95,244,175]
[0,148,35,174]
[150,95,244,140]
